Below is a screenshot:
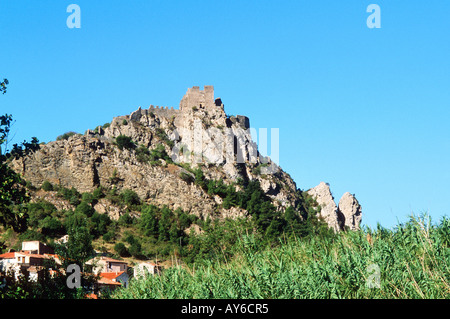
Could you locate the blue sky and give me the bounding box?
[1,1,449,229]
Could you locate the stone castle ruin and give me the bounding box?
[129,85,250,130]
[117,85,278,175]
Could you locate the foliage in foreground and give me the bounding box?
[112,215,450,299]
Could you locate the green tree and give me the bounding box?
[89,212,111,238]
[27,200,57,228]
[193,168,207,190]
[0,114,38,232]
[114,242,129,257]
[56,214,95,270]
[139,204,159,237]
[40,216,64,238]
[158,206,174,242]
[120,189,141,207]
[75,201,95,217]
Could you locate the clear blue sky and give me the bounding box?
[1,1,449,229]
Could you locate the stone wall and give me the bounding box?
[179,85,215,111]
[130,105,179,122]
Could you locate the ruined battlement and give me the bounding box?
[129,86,235,127]
[179,85,217,111]
[129,105,179,122]
[148,105,179,118]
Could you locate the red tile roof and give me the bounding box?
[97,276,122,286]
[0,252,16,259]
[16,252,53,259]
[100,271,125,280]
[97,271,126,286]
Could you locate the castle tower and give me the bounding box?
[179,85,215,111]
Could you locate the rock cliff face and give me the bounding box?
[10,86,362,230]
[307,182,362,232]
[10,86,298,221]
[337,192,362,231]
[306,182,341,232]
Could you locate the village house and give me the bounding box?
[0,241,61,281]
[0,240,151,296]
[97,271,129,290]
[21,240,55,255]
[134,262,163,279]
[85,256,128,274]
[86,256,130,291]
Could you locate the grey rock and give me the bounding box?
[307,182,362,232]
[337,192,362,231]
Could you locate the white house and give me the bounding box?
[85,256,128,274]
[134,262,163,279]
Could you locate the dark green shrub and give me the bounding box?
[194,169,207,190]
[69,195,81,207]
[81,192,95,205]
[41,180,54,192]
[103,230,116,243]
[155,128,174,148]
[128,242,143,259]
[149,144,171,163]
[92,186,105,200]
[27,201,57,228]
[40,216,64,237]
[115,135,134,151]
[57,186,81,204]
[179,171,194,184]
[75,201,95,218]
[120,189,141,207]
[118,212,134,226]
[89,212,111,238]
[114,242,129,257]
[135,144,151,163]
[56,131,78,141]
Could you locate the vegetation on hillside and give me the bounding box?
[0,104,448,299]
[112,215,450,299]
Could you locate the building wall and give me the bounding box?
[106,261,127,273]
[0,258,17,272]
[130,106,179,122]
[179,85,215,111]
[21,241,54,255]
[134,263,162,278]
[116,272,129,288]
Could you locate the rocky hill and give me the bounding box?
[10,86,361,231]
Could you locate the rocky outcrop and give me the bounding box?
[337,192,362,231]
[10,86,301,221]
[307,182,362,232]
[307,182,341,232]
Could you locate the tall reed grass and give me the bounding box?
[111,215,449,299]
